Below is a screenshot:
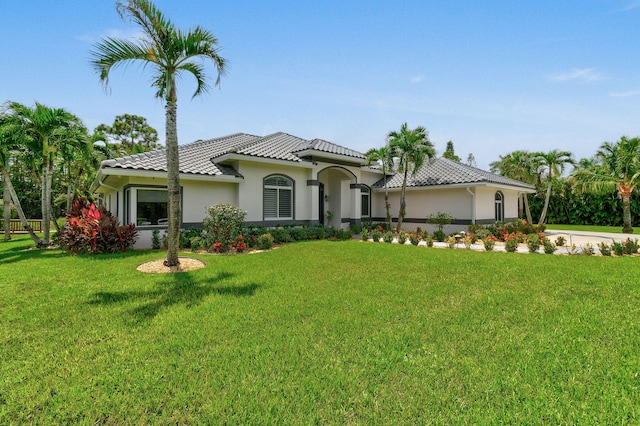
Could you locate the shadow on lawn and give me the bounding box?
[87,271,261,323]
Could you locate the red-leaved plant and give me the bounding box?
[57,198,137,254]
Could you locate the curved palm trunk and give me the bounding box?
[164,100,181,267]
[538,180,552,225]
[3,174,11,241]
[524,194,533,224]
[1,166,42,245]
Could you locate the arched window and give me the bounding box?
[361,186,370,217]
[264,175,294,220]
[495,191,504,222]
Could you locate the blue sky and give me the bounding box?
[2,1,640,169]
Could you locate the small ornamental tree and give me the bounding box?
[57,198,137,254]
[203,203,247,249]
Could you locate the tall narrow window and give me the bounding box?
[361,186,370,217]
[264,175,293,220]
[495,191,504,222]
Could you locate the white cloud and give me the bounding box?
[547,68,605,83]
[410,74,424,84]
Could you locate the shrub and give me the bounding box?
[427,212,454,234]
[425,235,434,247]
[371,228,382,242]
[203,203,247,249]
[433,230,445,242]
[483,236,497,252]
[461,234,473,249]
[257,233,274,250]
[233,235,247,253]
[613,241,624,256]
[397,231,407,245]
[504,238,518,253]
[409,233,420,246]
[190,236,208,252]
[582,243,595,256]
[57,198,137,254]
[446,235,457,249]
[361,229,370,241]
[383,231,394,243]
[555,235,566,247]
[151,229,161,250]
[542,238,557,254]
[526,233,542,253]
[623,238,639,255]
[598,242,612,256]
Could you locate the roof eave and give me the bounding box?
[294,149,366,166]
[374,181,536,192]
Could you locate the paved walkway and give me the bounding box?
[543,229,636,247]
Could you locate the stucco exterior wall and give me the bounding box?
[235,161,312,223]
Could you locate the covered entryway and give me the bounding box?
[317,166,359,229]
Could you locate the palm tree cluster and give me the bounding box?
[491,137,640,233]
[0,103,159,245]
[366,122,435,231]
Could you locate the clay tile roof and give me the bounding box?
[373,157,535,190]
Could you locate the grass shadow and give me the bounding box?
[87,271,261,324]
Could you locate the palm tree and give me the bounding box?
[5,102,81,246]
[490,150,538,223]
[573,136,640,233]
[387,123,435,231]
[365,145,395,229]
[91,0,227,267]
[0,114,43,245]
[535,149,575,225]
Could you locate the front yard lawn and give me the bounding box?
[1,236,639,423]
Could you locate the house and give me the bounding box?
[92,132,535,247]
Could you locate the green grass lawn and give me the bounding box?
[546,223,640,234]
[1,235,640,424]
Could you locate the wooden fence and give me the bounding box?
[0,219,43,233]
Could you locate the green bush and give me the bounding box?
[598,242,612,256]
[371,229,382,242]
[613,241,624,256]
[582,243,595,256]
[383,231,393,243]
[554,235,566,247]
[433,230,445,242]
[526,233,542,253]
[361,229,370,241]
[257,233,274,250]
[203,203,247,248]
[542,238,557,254]
[623,238,639,255]
[151,229,161,250]
[505,238,518,253]
[397,231,407,244]
[483,236,497,252]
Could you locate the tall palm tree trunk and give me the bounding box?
[397,169,409,231]
[384,176,391,229]
[1,166,42,245]
[538,181,552,225]
[621,192,633,233]
[3,173,11,241]
[164,100,181,267]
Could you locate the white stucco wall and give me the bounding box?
[235,161,313,223]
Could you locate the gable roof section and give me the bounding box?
[373,157,536,191]
[221,132,309,162]
[294,138,366,161]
